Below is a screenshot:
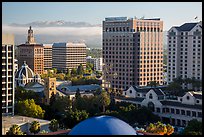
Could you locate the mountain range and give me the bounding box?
[4,20,167,49]
[10,20,102,27]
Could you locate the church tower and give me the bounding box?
[26,26,36,44]
[44,77,56,105]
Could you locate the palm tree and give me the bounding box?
[49,119,59,132]
[29,121,41,134]
[6,124,25,135]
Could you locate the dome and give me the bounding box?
[15,61,34,79]
[68,115,137,135]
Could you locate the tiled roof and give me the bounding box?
[175,23,197,31]
[160,101,202,110]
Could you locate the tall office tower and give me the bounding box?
[2,34,15,116]
[43,44,53,70]
[52,42,86,72]
[103,17,163,91]
[167,21,202,89]
[17,26,44,74]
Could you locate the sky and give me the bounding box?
[2,2,202,30]
[2,2,202,46]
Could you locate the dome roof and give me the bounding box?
[15,61,34,79]
[68,115,137,135]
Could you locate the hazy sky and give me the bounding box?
[2,2,202,30]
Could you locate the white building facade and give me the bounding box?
[167,21,202,90]
[116,86,202,127]
[86,56,102,71]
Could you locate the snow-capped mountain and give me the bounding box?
[10,20,101,27]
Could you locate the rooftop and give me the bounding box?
[174,22,198,31]
[2,115,50,129]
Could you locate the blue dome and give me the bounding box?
[68,115,137,135]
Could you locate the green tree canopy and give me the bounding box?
[71,68,77,76]
[183,119,202,135]
[15,87,41,104]
[16,99,45,119]
[77,64,84,75]
[64,109,89,129]
[49,119,59,132]
[6,124,25,135]
[147,81,160,87]
[146,121,174,135]
[97,91,111,112]
[29,121,41,134]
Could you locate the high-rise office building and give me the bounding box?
[17,26,44,74]
[52,42,86,72]
[43,44,53,70]
[103,17,163,91]
[167,21,202,89]
[2,34,15,116]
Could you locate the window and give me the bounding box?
[198,112,202,118]
[186,110,191,116]
[181,110,185,115]
[196,100,200,103]
[149,93,153,99]
[156,108,160,113]
[171,108,175,114]
[186,96,190,100]
[192,111,196,117]
[176,109,180,114]
[129,90,132,94]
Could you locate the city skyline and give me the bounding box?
[2,2,202,46]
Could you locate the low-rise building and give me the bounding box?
[2,115,51,135]
[115,86,202,127]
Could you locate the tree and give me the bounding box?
[75,88,81,99]
[146,121,173,135]
[49,119,59,132]
[147,81,159,87]
[97,91,110,112]
[6,124,25,135]
[167,82,182,96]
[29,121,41,135]
[183,119,202,135]
[86,62,94,71]
[77,64,84,75]
[71,68,77,76]
[16,99,45,119]
[15,87,41,104]
[166,124,174,135]
[64,109,89,128]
